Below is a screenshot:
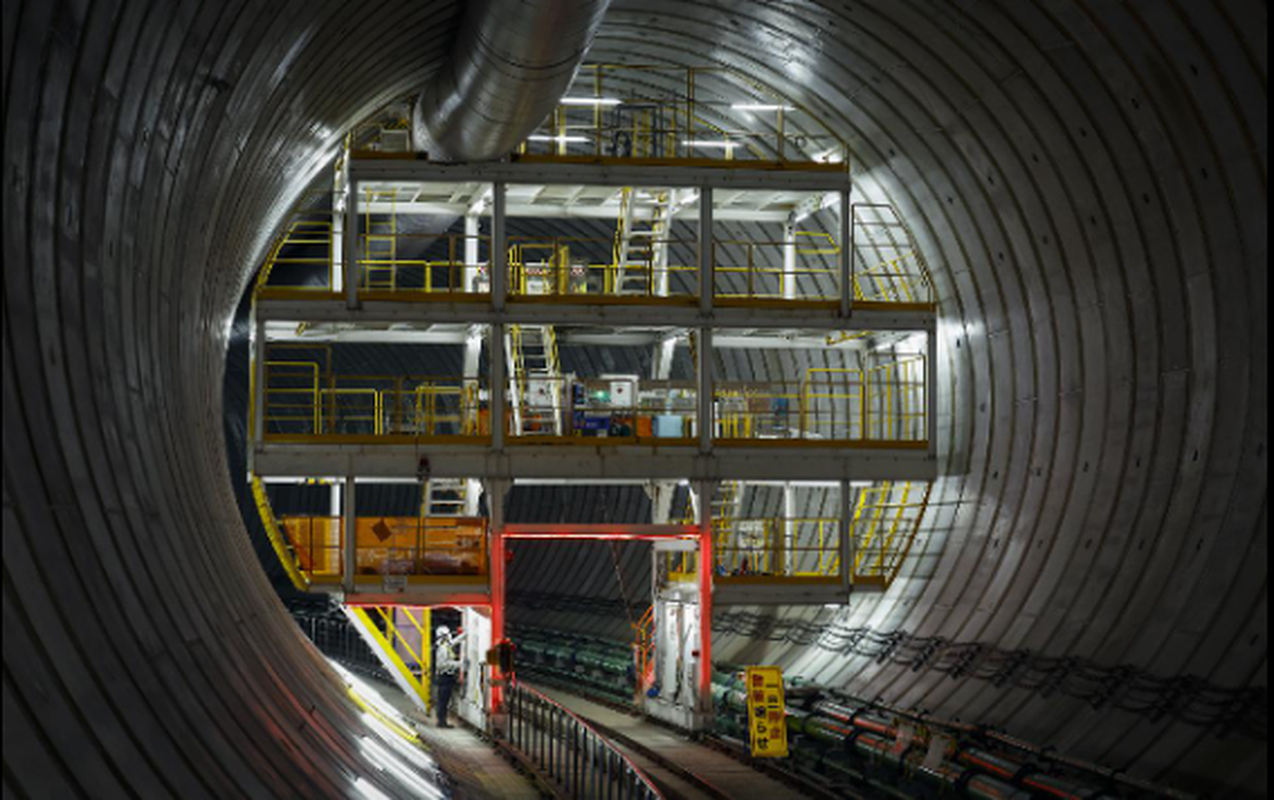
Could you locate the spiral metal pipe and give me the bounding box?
[412,0,611,161]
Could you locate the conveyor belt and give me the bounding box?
[530,684,813,800]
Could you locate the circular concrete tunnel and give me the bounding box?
[3,1,1266,798]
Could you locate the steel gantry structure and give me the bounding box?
[248,145,938,727]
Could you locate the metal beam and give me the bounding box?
[698,187,713,314]
[490,323,506,451]
[490,182,507,311]
[255,297,935,332]
[342,476,356,592]
[350,158,852,193]
[841,479,854,598]
[359,200,791,223]
[697,328,713,453]
[345,178,359,310]
[254,443,937,482]
[839,188,852,318]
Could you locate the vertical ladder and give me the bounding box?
[362,189,397,291]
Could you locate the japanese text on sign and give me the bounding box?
[744,666,788,758]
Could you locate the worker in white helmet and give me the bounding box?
[434,625,465,727]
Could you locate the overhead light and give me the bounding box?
[731,103,793,111]
[815,148,844,164]
[527,134,590,144]
[683,139,739,149]
[560,97,622,106]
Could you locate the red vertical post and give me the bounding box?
[696,482,714,713]
[486,479,508,715]
[489,524,505,713]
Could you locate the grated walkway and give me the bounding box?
[530,684,811,800]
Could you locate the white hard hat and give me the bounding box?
[436,625,451,638]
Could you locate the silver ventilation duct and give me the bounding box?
[412,0,611,162]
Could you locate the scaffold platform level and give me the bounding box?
[253,296,935,331]
[251,441,936,482]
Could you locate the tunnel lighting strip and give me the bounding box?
[559,96,622,106]
[730,103,793,111]
[682,139,740,149]
[527,134,591,144]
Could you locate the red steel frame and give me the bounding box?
[492,522,713,716]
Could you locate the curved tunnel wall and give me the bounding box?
[3,1,1265,798]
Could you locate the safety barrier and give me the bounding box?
[502,683,663,800]
[851,481,932,588]
[507,236,700,301]
[262,363,485,439]
[260,363,923,446]
[715,358,927,443]
[851,203,933,306]
[713,517,842,579]
[277,515,488,580]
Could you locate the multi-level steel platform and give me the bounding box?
[247,88,940,733]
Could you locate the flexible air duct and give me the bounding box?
[412,0,611,161]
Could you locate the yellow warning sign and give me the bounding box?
[744,666,788,758]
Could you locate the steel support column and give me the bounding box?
[841,479,854,596]
[345,178,359,309]
[343,476,356,592]
[783,482,796,576]
[464,210,480,294]
[491,181,507,311]
[490,323,506,450]
[698,186,713,312]
[697,327,713,453]
[782,213,797,301]
[839,188,852,318]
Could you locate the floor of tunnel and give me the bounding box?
[365,676,542,800]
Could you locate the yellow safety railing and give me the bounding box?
[262,360,486,440]
[713,517,843,580]
[278,515,489,579]
[356,186,490,294]
[253,191,341,295]
[713,238,840,302]
[505,234,698,300]
[851,481,932,588]
[251,476,311,591]
[261,363,922,445]
[851,203,934,305]
[714,359,927,444]
[863,357,928,442]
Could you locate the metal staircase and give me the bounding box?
[507,324,564,436]
[612,188,672,296]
